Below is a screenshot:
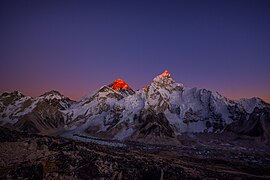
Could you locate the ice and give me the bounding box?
[237,97,266,113]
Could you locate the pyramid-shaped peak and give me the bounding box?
[41,90,63,97]
[39,90,67,100]
[109,79,132,91]
[159,70,171,78]
[151,70,184,90]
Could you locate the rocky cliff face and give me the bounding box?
[0,90,74,133]
[227,107,270,144]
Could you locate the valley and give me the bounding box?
[1,127,270,179]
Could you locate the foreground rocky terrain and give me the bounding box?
[1,127,270,179]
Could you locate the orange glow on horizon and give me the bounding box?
[226,94,270,102]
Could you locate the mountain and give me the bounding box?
[62,70,270,144]
[108,79,135,96]
[0,90,74,133]
[1,71,270,145]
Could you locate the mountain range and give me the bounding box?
[1,70,270,145]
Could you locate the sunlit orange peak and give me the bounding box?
[111,79,130,91]
[159,70,170,77]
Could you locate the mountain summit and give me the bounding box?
[39,90,66,100]
[40,90,63,96]
[151,70,183,91]
[159,70,171,78]
[108,79,135,96]
[109,79,132,91]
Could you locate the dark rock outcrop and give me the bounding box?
[130,109,179,144]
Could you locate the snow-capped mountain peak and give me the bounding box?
[109,79,131,91]
[1,70,270,145]
[159,70,171,78]
[151,70,184,92]
[108,79,135,96]
[237,97,269,113]
[39,90,66,100]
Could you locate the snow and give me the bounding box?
[63,73,269,139]
[164,110,182,134]
[1,72,270,142]
[14,98,38,117]
[237,97,266,113]
[0,96,33,125]
[0,91,71,125]
[43,94,63,100]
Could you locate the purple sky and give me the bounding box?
[0,0,270,102]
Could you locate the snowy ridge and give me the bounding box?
[63,85,125,127]
[0,90,73,133]
[237,97,268,113]
[62,70,270,143]
[1,71,269,144]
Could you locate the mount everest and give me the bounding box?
[1,70,269,144]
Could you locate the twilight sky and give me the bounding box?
[0,0,270,102]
